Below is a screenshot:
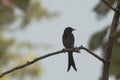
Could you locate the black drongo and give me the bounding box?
[62,27,77,71]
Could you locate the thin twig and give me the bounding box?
[0,49,64,78]
[78,45,105,63]
[0,46,104,78]
[101,0,119,12]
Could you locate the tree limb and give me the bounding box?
[102,0,120,80]
[79,45,105,63]
[0,45,104,78]
[101,0,119,12]
[0,49,64,78]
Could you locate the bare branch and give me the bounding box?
[0,46,104,78]
[0,49,64,78]
[78,45,105,63]
[101,0,119,12]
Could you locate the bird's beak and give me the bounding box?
[73,29,75,31]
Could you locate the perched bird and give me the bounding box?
[62,27,77,71]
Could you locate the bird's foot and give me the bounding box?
[74,46,80,53]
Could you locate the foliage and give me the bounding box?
[93,0,116,19]
[0,34,15,66]
[0,0,55,79]
[11,53,43,80]
[0,0,56,30]
[0,7,15,29]
[89,0,120,79]
[88,27,108,50]
[89,27,120,79]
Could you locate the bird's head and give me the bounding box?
[64,27,75,33]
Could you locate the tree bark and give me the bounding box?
[102,0,120,80]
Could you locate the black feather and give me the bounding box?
[62,27,77,71]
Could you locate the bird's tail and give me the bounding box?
[67,52,77,72]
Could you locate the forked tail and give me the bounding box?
[67,52,77,71]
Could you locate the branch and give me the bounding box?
[79,45,105,63]
[0,49,64,78]
[101,0,119,12]
[0,45,104,78]
[102,0,120,80]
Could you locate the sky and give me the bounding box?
[14,0,115,80]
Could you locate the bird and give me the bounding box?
[62,27,77,72]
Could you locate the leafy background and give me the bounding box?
[0,0,120,80]
[0,0,56,80]
[89,0,120,80]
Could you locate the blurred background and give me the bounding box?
[0,0,120,80]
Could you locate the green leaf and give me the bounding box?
[110,43,120,78]
[93,0,115,18]
[0,7,15,28]
[115,31,120,47]
[20,1,57,28]
[88,27,108,50]
[14,0,29,10]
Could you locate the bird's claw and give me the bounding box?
[74,46,80,53]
